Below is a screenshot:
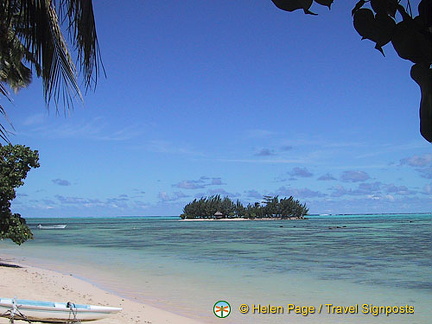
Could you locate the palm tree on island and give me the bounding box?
[180,195,309,220]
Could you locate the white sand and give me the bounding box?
[0,262,203,324]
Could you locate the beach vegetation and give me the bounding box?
[0,144,39,245]
[180,195,309,220]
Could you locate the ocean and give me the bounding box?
[1,213,431,323]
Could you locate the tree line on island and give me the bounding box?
[180,195,309,220]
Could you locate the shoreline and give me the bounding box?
[2,214,430,324]
[0,259,203,324]
[181,217,305,221]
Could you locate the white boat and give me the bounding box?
[37,224,67,229]
[0,298,122,323]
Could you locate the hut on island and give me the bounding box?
[214,211,225,219]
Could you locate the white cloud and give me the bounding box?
[207,188,240,197]
[276,186,325,198]
[52,178,71,186]
[172,176,225,189]
[174,180,206,190]
[24,117,144,141]
[400,154,432,167]
[423,183,432,195]
[244,190,262,199]
[318,173,336,181]
[210,178,224,185]
[22,113,47,126]
[158,191,188,202]
[255,148,276,156]
[418,168,432,179]
[399,154,432,179]
[367,194,395,202]
[290,167,313,178]
[341,171,370,182]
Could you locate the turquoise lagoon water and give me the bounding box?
[1,214,431,323]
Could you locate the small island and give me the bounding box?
[180,195,308,220]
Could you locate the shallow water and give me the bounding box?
[1,214,431,323]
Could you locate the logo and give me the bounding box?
[213,300,231,318]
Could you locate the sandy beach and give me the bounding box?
[0,260,203,324]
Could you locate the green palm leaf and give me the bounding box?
[0,0,103,141]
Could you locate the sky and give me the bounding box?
[4,1,432,217]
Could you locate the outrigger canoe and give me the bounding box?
[0,298,122,323]
[37,225,67,229]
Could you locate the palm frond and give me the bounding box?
[1,0,103,140]
[0,117,12,143]
[0,82,12,143]
[46,3,83,109]
[60,0,105,91]
[16,0,82,111]
[0,37,33,92]
[10,0,103,111]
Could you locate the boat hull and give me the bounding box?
[37,225,67,229]
[0,298,121,323]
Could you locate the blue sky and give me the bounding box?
[5,1,432,216]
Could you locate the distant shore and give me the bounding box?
[181,217,305,221]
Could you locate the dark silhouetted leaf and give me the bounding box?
[352,0,367,16]
[354,10,396,55]
[314,0,333,9]
[353,9,376,41]
[370,0,398,17]
[411,63,432,142]
[374,44,385,56]
[271,0,317,15]
[392,20,432,63]
[272,0,431,142]
[396,4,411,21]
[418,0,432,28]
[374,14,396,47]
